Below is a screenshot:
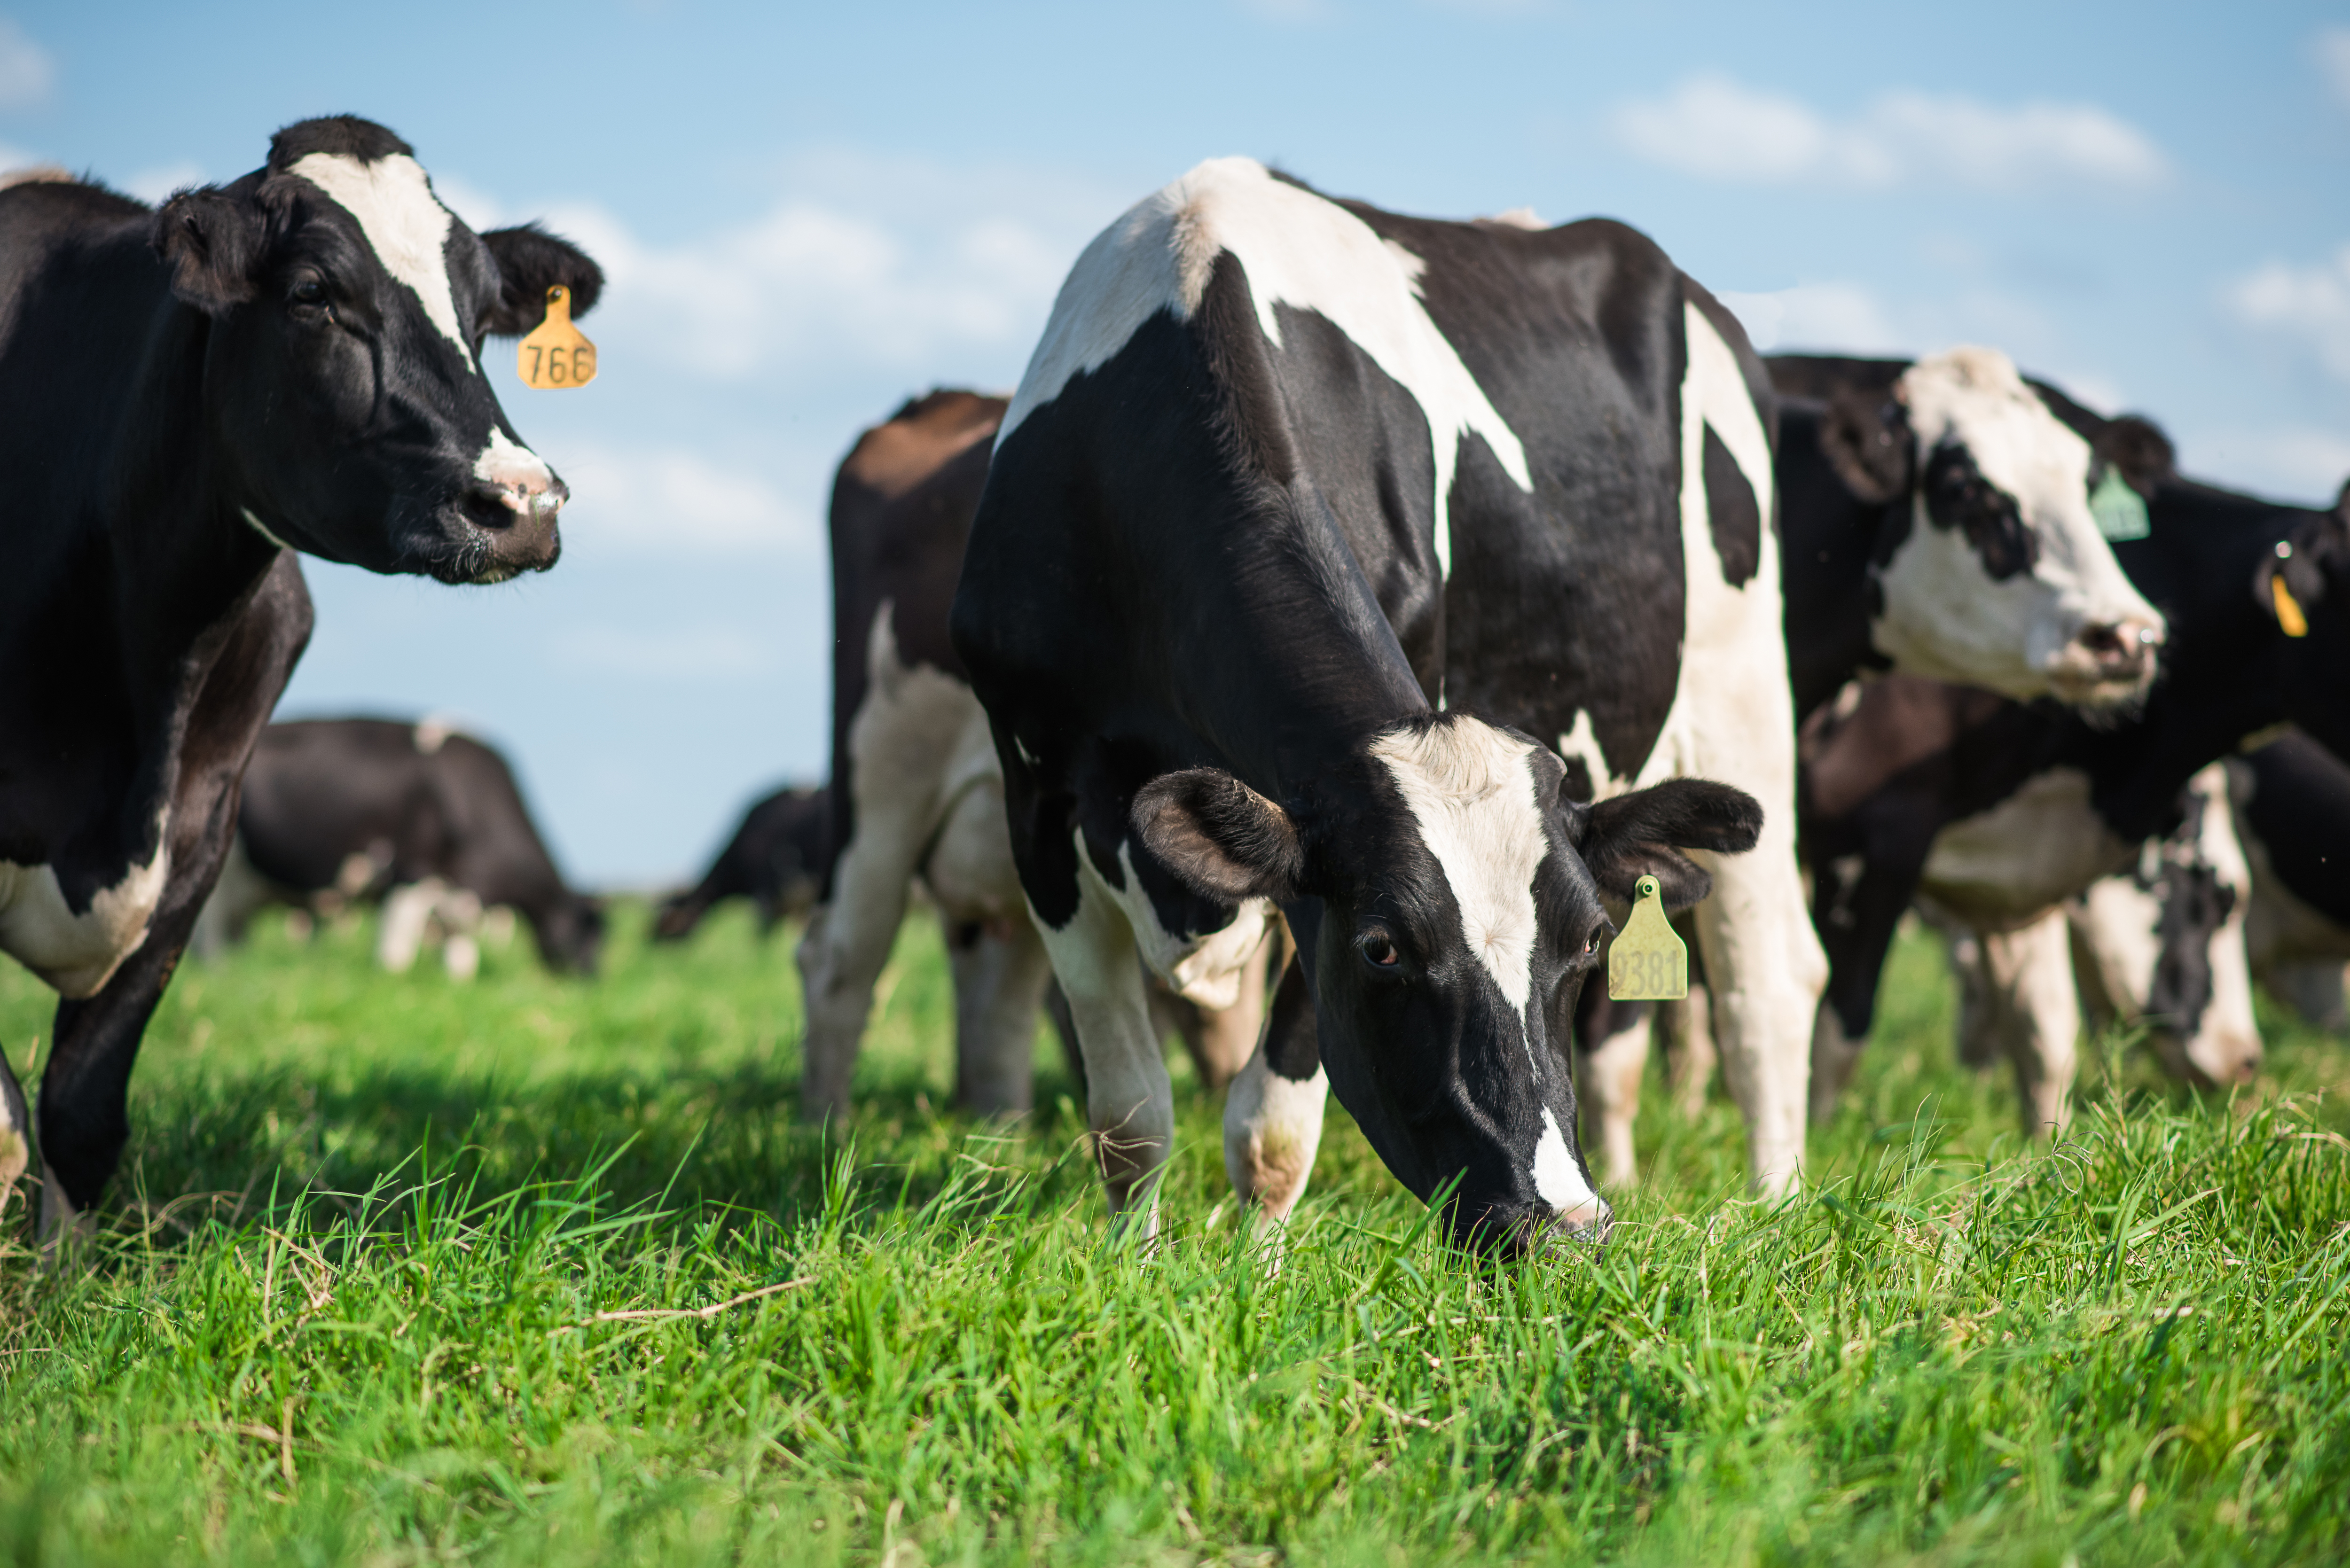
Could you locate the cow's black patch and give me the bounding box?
[267,116,414,170]
[1923,440,2037,581]
[1702,424,1759,586]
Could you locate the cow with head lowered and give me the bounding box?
[951,160,2160,1248]
[0,117,599,1242]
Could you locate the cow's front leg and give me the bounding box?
[1573,980,1651,1189]
[1977,906,2079,1138]
[1223,948,1325,1228]
[795,794,933,1123]
[944,913,1054,1116]
[1031,852,1173,1233]
[1691,827,1830,1197]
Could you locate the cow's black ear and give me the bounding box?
[1133,769,1303,905]
[1565,778,1762,912]
[2096,415,2177,497]
[479,223,604,335]
[1820,387,1914,505]
[151,186,266,314]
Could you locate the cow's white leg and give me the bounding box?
[1033,858,1172,1233]
[1690,828,1827,1196]
[947,915,1052,1116]
[1222,956,1324,1228]
[795,840,920,1122]
[438,887,483,982]
[376,879,443,974]
[1577,1009,1652,1188]
[1660,980,1716,1120]
[1978,906,2079,1138]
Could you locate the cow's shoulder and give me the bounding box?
[841,389,1006,504]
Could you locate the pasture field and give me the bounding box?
[1,904,2347,1567]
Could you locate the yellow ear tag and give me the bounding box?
[2272,572,2310,638]
[1607,874,1687,1001]
[517,285,597,390]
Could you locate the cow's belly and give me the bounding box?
[1920,767,2131,931]
[0,836,170,999]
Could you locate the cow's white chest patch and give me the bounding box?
[1002,156,1532,575]
[0,818,172,999]
[1370,721,1547,1011]
[289,152,474,363]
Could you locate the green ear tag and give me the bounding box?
[1607,875,1687,1001]
[2090,467,2150,542]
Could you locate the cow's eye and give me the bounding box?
[1584,925,1605,955]
[289,279,326,306]
[1359,928,1401,972]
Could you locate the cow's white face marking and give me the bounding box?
[1531,1107,1602,1220]
[287,151,475,364]
[1872,346,2162,703]
[1003,156,1533,575]
[471,427,556,508]
[1369,721,1548,1014]
[0,812,172,999]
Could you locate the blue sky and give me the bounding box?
[6,2,2346,884]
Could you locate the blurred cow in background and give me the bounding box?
[654,785,830,941]
[2231,730,2350,1030]
[795,390,1274,1120]
[196,718,603,978]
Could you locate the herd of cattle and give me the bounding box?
[0,120,2344,1255]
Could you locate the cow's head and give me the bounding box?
[1823,346,2164,707]
[2270,482,2350,760]
[149,116,600,585]
[1135,714,1762,1254]
[536,894,606,977]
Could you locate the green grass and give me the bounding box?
[1,904,2347,1565]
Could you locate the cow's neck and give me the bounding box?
[1776,404,1893,722]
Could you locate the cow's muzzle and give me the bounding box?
[446,476,567,583]
[2048,615,2163,707]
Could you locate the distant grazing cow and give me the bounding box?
[1930,763,2259,1089]
[654,786,830,941]
[949,161,2148,1247]
[196,718,603,977]
[795,391,1275,1119]
[1570,344,2170,1184]
[1786,367,2350,1128]
[2230,731,2350,1028]
[0,117,599,1240]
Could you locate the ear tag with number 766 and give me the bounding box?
[1607,875,1688,1001]
[517,285,597,390]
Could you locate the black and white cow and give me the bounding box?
[796,390,1276,1118]
[654,785,830,941]
[2230,729,2350,1028]
[1790,370,2350,1128]
[197,718,604,977]
[1567,344,2171,1182]
[0,118,599,1239]
[950,161,2146,1244]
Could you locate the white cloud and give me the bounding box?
[532,148,1108,385]
[1613,73,2167,192]
[555,443,820,557]
[124,162,202,203]
[1717,283,1906,354]
[2227,243,2350,382]
[0,18,53,110]
[550,624,780,679]
[2319,27,2350,108]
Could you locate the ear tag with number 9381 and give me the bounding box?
[517,285,596,390]
[1606,874,1687,1001]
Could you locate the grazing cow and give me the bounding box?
[956,157,1855,1252]
[1571,344,2171,1183]
[2229,730,2350,1027]
[795,390,1276,1120]
[196,718,604,977]
[0,117,599,1238]
[654,785,830,940]
[1928,762,2260,1089]
[1789,367,2350,1127]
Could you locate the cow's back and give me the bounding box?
[239,720,438,890]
